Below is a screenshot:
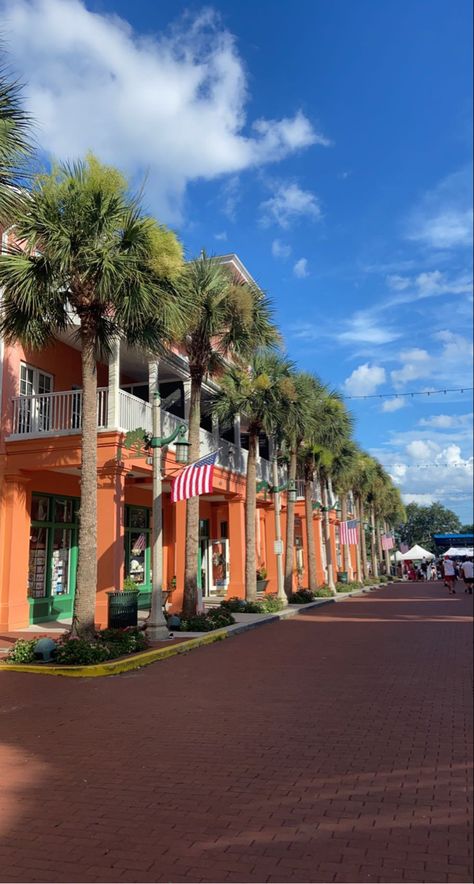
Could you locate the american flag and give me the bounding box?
[131,533,147,553]
[340,519,359,545]
[171,450,218,503]
[381,533,394,551]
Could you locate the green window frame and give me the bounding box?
[28,493,79,623]
[125,506,151,591]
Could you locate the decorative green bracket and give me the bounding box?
[256,479,292,494]
[148,424,187,450]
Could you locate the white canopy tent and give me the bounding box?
[444,547,473,558]
[391,550,403,561]
[400,544,435,561]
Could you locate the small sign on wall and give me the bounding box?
[274,539,283,555]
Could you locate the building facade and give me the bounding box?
[0,252,357,631]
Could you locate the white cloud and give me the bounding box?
[220,176,241,221]
[343,363,386,397]
[402,492,436,505]
[390,334,474,388]
[271,239,291,259]
[337,311,401,345]
[214,231,227,241]
[260,182,321,228]
[386,274,411,291]
[406,168,473,250]
[293,257,309,278]
[419,412,473,429]
[4,0,324,222]
[382,396,406,412]
[406,440,435,460]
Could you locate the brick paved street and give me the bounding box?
[0,581,472,884]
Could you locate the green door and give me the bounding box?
[28,494,78,624]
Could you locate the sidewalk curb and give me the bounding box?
[0,583,390,678]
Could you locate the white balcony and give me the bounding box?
[8,387,277,482]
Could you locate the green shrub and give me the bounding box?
[220,596,247,613]
[55,638,111,665]
[378,575,389,582]
[6,639,37,664]
[289,589,316,604]
[180,608,235,632]
[122,577,140,592]
[244,601,266,613]
[260,594,285,613]
[98,628,148,655]
[314,586,333,598]
[335,582,351,592]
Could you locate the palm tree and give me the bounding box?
[0,57,33,224]
[213,351,295,601]
[352,451,377,580]
[176,253,277,618]
[299,389,353,592]
[331,440,359,579]
[0,155,184,637]
[280,372,317,597]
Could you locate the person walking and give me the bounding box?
[461,558,473,594]
[420,557,429,580]
[430,562,437,580]
[443,555,456,594]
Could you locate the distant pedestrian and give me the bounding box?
[430,562,437,580]
[443,556,456,594]
[461,558,473,594]
[420,558,429,580]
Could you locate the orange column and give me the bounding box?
[95,466,126,628]
[172,499,187,613]
[0,474,31,630]
[228,497,246,598]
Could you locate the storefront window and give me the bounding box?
[51,529,71,595]
[125,507,150,587]
[28,527,48,598]
[28,494,78,608]
[54,498,74,523]
[31,496,50,521]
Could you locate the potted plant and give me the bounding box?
[256,565,269,594]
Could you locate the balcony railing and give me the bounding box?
[8,387,279,483]
[11,388,109,437]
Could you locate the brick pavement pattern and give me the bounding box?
[0,581,472,884]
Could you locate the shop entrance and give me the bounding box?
[28,493,78,623]
[198,519,212,597]
[125,505,151,610]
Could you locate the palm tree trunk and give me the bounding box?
[321,479,335,592]
[370,504,379,577]
[304,460,317,592]
[245,431,258,601]
[72,331,98,638]
[383,520,392,574]
[358,495,368,579]
[340,495,353,580]
[284,448,297,598]
[354,491,362,581]
[183,377,201,619]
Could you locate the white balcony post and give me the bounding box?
[234,414,241,452]
[212,413,220,446]
[183,379,191,422]
[107,336,121,429]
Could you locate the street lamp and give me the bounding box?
[146,391,189,641]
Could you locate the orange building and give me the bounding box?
[0,253,358,631]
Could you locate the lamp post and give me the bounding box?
[146,390,189,641]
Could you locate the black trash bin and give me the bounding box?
[107,590,138,628]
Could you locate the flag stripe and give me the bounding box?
[171,451,218,503]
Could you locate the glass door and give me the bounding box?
[28,494,78,623]
[125,506,151,609]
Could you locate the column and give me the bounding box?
[0,474,31,630]
[183,379,191,422]
[107,335,121,429]
[172,499,187,612]
[95,465,126,628]
[228,497,246,598]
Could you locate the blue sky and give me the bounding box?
[3,0,473,520]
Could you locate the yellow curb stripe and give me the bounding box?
[0,629,228,678]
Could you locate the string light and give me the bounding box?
[344,386,473,400]
[381,462,472,469]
